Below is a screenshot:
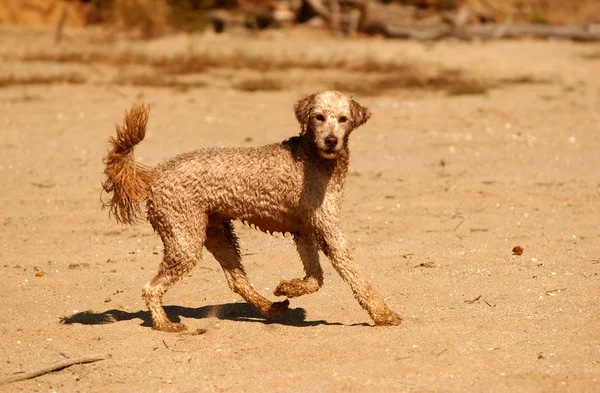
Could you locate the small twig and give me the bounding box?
[55,5,68,44]
[82,60,132,99]
[83,60,105,77]
[162,340,169,349]
[545,288,566,296]
[436,348,448,357]
[414,261,436,269]
[0,354,110,386]
[453,219,465,232]
[465,295,496,307]
[465,295,482,304]
[464,294,496,307]
[483,299,496,308]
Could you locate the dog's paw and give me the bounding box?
[374,311,402,326]
[266,299,290,316]
[274,278,320,298]
[273,280,294,297]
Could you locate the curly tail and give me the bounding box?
[102,103,155,225]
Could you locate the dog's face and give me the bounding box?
[294,91,371,159]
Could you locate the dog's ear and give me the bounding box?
[350,98,371,129]
[294,93,316,132]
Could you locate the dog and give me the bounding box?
[102,91,401,331]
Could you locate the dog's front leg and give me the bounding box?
[318,225,402,326]
[274,232,324,298]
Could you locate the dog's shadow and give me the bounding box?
[60,303,369,328]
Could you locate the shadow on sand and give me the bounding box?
[60,302,370,328]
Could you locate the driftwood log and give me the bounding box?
[203,0,600,41]
[373,21,600,41]
[304,0,600,41]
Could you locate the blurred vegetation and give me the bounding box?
[83,0,239,36]
[2,0,599,35]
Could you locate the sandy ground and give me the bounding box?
[0,27,599,392]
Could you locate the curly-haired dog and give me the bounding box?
[102,91,402,332]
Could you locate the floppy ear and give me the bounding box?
[349,98,372,129]
[294,93,316,133]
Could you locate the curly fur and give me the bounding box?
[102,103,154,225]
[102,91,401,332]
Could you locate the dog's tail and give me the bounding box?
[102,103,155,225]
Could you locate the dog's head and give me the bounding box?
[294,91,371,160]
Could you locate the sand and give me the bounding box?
[0,27,599,392]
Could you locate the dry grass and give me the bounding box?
[331,70,489,96]
[22,51,154,67]
[17,49,491,94]
[111,73,207,91]
[445,82,488,96]
[498,75,552,85]
[0,73,86,88]
[9,44,551,94]
[0,71,207,92]
[580,51,600,60]
[21,50,410,75]
[233,77,283,92]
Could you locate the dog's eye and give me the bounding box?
[315,114,325,122]
[339,116,348,123]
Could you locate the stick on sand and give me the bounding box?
[0,353,110,386]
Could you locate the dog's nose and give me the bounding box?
[324,135,338,148]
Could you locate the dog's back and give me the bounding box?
[148,142,309,234]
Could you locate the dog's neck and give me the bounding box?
[297,130,350,186]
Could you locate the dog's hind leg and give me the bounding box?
[205,218,289,316]
[273,232,324,298]
[143,210,207,332]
